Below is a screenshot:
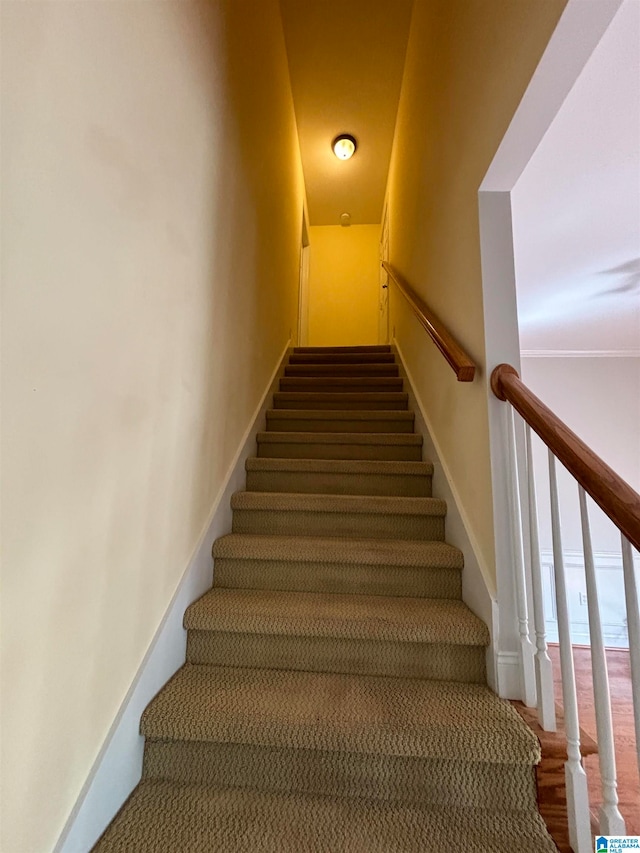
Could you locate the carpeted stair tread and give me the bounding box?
[289,352,396,364]
[184,588,488,646]
[266,409,415,419]
[273,391,409,410]
[140,740,536,810]
[245,456,432,496]
[93,780,557,852]
[257,431,423,462]
[211,534,463,598]
[231,491,446,517]
[257,431,422,447]
[294,344,391,353]
[213,534,462,568]
[284,363,399,377]
[141,664,541,766]
[246,457,432,476]
[280,376,404,391]
[231,492,445,539]
[245,456,432,497]
[265,410,415,434]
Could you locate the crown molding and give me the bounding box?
[520,349,640,358]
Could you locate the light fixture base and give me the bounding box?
[332,134,357,160]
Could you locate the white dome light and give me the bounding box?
[332,134,357,160]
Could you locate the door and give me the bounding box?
[297,210,310,346]
[378,202,390,343]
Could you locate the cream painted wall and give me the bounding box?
[386,0,567,585]
[521,356,640,554]
[308,225,380,346]
[1,2,304,851]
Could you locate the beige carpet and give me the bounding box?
[94,345,555,852]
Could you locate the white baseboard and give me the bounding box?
[496,651,523,699]
[55,340,291,853]
[392,340,498,692]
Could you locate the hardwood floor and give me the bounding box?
[549,645,639,835]
[515,644,639,852]
[513,700,598,853]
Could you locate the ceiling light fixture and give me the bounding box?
[332,134,357,160]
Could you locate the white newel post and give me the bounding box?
[548,452,591,853]
[620,534,640,779]
[578,487,625,835]
[508,407,536,707]
[525,424,556,732]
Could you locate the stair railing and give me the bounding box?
[382,262,476,381]
[492,363,640,853]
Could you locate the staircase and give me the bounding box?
[94,345,556,852]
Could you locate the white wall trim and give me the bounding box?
[55,339,292,853]
[521,349,640,358]
[539,547,639,647]
[543,547,640,568]
[393,339,498,691]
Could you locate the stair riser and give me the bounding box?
[186,632,485,683]
[212,557,461,598]
[285,365,399,377]
[280,379,403,393]
[246,469,432,497]
[142,740,537,811]
[258,441,423,461]
[273,394,408,411]
[266,415,414,433]
[289,353,396,364]
[232,509,445,540]
[294,345,391,354]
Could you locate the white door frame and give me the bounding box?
[297,208,310,347]
[378,200,390,344]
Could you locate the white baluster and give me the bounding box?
[508,407,536,706]
[549,452,591,853]
[525,424,556,731]
[578,487,625,834]
[621,534,640,779]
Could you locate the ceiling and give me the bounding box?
[512,0,640,354]
[280,0,413,226]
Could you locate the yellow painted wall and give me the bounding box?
[387,0,567,585]
[1,2,304,850]
[308,225,380,346]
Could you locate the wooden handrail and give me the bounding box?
[491,363,640,552]
[382,262,476,382]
